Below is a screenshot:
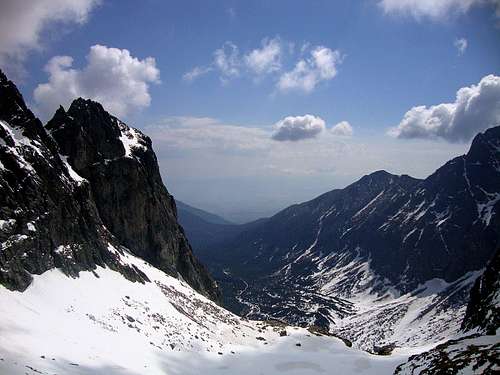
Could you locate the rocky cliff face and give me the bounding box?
[0,70,220,303]
[0,70,147,291]
[462,247,500,335]
[45,98,220,302]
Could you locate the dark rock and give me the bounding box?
[0,70,147,291]
[373,343,396,356]
[307,325,330,336]
[462,247,500,335]
[0,69,219,303]
[45,99,220,302]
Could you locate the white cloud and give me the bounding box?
[244,37,282,75]
[214,42,240,82]
[454,38,468,55]
[379,0,500,20]
[389,74,500,142]
[272,115,326,141]
[331,121,354,137]
[277,46,342,93]
[0,0,99,77]
[33,44,160,121]
[183,66,213,82]
[182,38,341,91]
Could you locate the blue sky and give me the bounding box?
[1,0,500,222]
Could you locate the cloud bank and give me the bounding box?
[0,0,99,77]
[389,74,500,142]
[272,115,326,141]
[34,44,160,120]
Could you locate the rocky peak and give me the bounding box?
[1,70,219,303]
[0,69,148,291]
[46,99,127,170]
[466,125,500,164]
[0,70,32,125]
[46,98,221,302]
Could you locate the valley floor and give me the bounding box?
[0,249,410,375]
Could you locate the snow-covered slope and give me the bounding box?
[0,248,409,375]
[395,248,500,374]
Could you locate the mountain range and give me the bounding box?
[0,68,498,374]
[193,124,500,351]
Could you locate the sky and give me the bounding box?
[1,0,499,222]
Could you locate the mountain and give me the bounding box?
[175,200,244,252]
[395,248,500,374]
[177,200,233,225]
[175,200,267,258]
[0,69,414,375]
[202,126,500,350]
[0,69,219,302]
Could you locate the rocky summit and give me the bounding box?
[0,69,220,302]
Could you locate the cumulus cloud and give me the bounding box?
[0,0,99,77]
[272,115,326,141]
[454,38,468,55]
[277,46,342,93]
[331,121,354,137]
[379,0,500,20]
[244,37,282,75]
[33,44,160,121]
[389,74,500,142]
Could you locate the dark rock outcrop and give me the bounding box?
[0,70,220,303]
[45,98,220,302]
[462,247,500,335]
[0,70,147,291]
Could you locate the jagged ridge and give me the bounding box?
[0,70,219,302]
